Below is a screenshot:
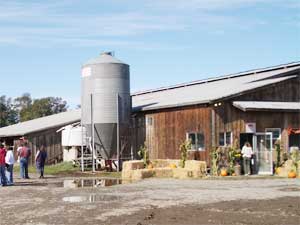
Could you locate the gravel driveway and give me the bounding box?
[0,176,299,225]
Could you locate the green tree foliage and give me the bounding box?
[0,95,18,127]
[19,97,68,122]
[14,93,32,111]
[0,93,68,126]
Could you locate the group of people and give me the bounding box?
[0,142,47,187]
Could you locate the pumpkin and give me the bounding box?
[220,169,227,177]
[147,163,154,169]
[288,171,297,179]
[169,163,177,169]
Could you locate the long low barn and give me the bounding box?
[0,62,299,172]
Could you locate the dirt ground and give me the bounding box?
[107,197,300,225]
[0,174,299,225]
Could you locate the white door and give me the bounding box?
[253,132,273,175]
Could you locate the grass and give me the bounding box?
[14,162,80,175]
[14,162,121,178]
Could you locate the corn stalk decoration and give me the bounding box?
[179,140,191,168]
[138,143,149,167]
[210,147,220,176]
[290,149,300,173]
[274,140,282,168]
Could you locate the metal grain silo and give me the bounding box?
[81,52,131,160]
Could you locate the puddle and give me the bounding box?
[61,178,131,188]
[278,187,300,192]
[62,194,121,203]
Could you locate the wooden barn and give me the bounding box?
[131,62,300,174]
[0,62,299,174]
[0,110,80,165]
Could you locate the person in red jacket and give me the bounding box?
[19,142,31,179]
[0,144,7,186]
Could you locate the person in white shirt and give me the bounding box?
[241,142,253,176]
[5,146,15,185]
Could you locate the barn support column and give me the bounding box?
[211,109,216,148]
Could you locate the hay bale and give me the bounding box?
[173,168,193,179]
[191,170,206,178]
[131,169,155,180]
[153,168,173,178]
[122,170,133,180]
[185,160,207,173]
[151,159,180,168]
[122,160,144,171]
[122,160,145,180]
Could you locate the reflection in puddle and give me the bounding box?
[63,179,128,188]
[278,187,300,192]
[62,194,121,203]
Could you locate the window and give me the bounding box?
[187,132,205,151]
[219,133,225,146]
[219,132,232,146]
[289,133,300,150]
[225,132,232,146]
[265,128,281,145]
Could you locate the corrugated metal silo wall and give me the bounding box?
[81,61,131,159]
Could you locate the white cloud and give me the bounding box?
[0,0,298,48]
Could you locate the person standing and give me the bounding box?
[17,142,24,163]
[5,146,15,185]
[19,142,31,179]
[0,144,7,186]
[35,145,47,179]
[241,142,253,176]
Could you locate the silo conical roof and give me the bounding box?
[83,52,127,67]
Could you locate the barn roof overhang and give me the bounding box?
[233,101,300,112]
[0,110,81,138]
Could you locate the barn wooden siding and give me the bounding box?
[133,76,300,163]
[213,77,300,150]
[132,113,146,158]
[213,103,300,150]
[13,127,63,165]
[133,105,212,161]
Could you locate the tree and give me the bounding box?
[14,93,32,111]
[0,95,18,127]
[19,97,68,122]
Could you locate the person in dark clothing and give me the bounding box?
[19,142,31,179]
[0,144,7,186]
[35,145,47,179]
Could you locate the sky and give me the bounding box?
[0,0,299,108]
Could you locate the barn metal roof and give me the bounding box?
[233,101,300,112]
[0,62,299,137]
[0,110,81,137]
[132,63,300,111]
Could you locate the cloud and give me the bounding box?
[0,1,189,48]
[144,0,272,11]
[0,0,298,48]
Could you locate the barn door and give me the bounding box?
[253,132,273,175]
